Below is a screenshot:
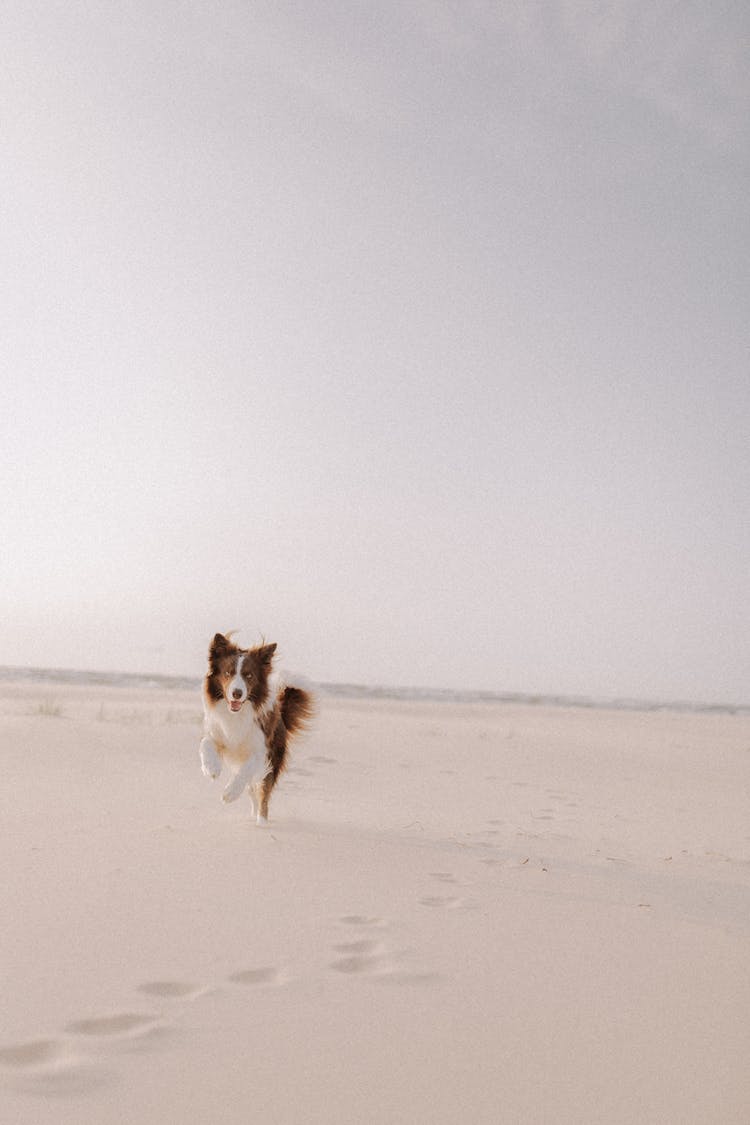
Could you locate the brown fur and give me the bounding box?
[205,633,277,709]
[257,685,316,818]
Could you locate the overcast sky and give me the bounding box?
[1,2,748,703]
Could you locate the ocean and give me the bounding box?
[0,665,745,715]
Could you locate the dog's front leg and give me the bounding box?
[222,751,269,804]
[200,737,222,779]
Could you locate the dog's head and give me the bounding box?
[207,633,277,712]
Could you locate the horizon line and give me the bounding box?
[0,663,747,717]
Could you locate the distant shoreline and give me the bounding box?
[0,665,746,716]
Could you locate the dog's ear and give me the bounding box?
[209,633,233,667]
[256,642,277,666]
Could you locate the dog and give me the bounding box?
[199,632,314,824]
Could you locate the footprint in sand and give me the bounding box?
[339,914,384,927]
[330,953,384,974]
[228,967,285,986]
[419,895,461,909]
[330,929,388,973]
[137,980,203,1000]
[0,1037,109,1097]
[65,1013,160,1038]
[329,930,438,985]
[333,939,381,955]
[0,1039,64,1069]
[331,917,388,974]
[2,1021,160,1097]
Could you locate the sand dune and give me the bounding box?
[1,680,748,1123]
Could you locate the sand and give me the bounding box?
[1,679,748,1124]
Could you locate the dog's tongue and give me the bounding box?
[229,700,243,712]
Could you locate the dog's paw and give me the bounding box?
[222,778,246,803]
[199,740,222,780]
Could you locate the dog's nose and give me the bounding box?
[232,689,243,700]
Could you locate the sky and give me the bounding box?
[1,1,748,703]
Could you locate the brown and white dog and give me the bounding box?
[199,633,314,824]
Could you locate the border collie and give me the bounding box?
[199,632,314,824]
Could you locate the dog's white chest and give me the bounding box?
[204,703,265,764]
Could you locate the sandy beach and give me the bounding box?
[1,678,748,1124]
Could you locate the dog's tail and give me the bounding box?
[279,678,316,737]
[261,676,315,789]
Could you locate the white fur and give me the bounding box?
[221,748,269,803]
[204,695,260,760]
[201,691,269,803]
[226,653,248,709]
[199,737,222,779]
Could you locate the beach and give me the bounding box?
[1,678,749,1123]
